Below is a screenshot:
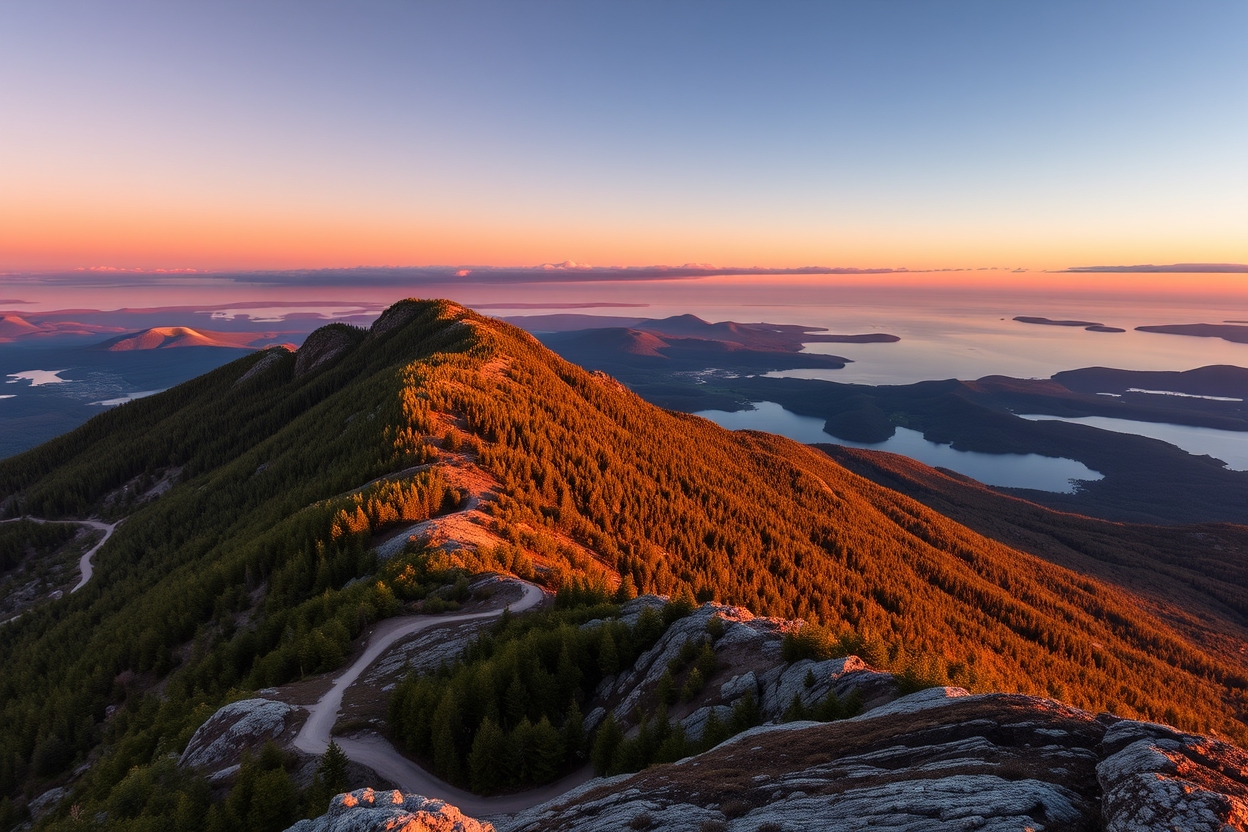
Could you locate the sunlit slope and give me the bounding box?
[2,299,1247,806]
[412,309,1246,737]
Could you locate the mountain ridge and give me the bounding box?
[3,298,1248,830]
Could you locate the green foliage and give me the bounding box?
[781,623,843,663]
[592,690,764,778]
[782,688,864,723]
[317,740,349,795]
[390,603,670,794]
[5,297,1248,827]
[0,301,480,824]
[705,614,725,640]
[0,520,79,574]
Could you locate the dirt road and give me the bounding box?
[290,580,592,815]
[1,516,119,593]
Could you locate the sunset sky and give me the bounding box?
[1,1,1245,277]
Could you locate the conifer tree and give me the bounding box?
[598,630,619,675]
[561,701,586,763]
[317,739,349,796]
[591,714,623,775]
[468,718,506,794]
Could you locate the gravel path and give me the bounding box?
[290,579,592,815]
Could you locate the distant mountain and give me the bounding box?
[95,326,289,351]
[0,313,124,342]
[0,315,40,339]
[2,299,1246,830]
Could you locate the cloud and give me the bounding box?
[16,263,914,288]
[1059,263,1248,274]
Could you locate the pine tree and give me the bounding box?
[590,714,623,775]
[530,716,565,783]
[657,669,677,706]
[504,672,530,727]
[613,574,638,602]
[432,691,464,784]
[561,701,586,763]
[598,630,619,675]
[317,739,349,795]
[468,718,506,794]
[509,717,537,784]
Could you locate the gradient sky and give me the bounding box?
[1,1,1245,273]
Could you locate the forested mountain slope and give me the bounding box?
[2,299,1247,828]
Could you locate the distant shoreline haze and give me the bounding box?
[2,267,1247,316]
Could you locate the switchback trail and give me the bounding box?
[1,516,119,593]
[291,580,592,815]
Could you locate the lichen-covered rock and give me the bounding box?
[757,656,898,720]
[504,693,1108,832]
[600,598,803,726]
[1098,719,1248,831]
[718,670,757,702]
[286,788,493,832]
[28,786,66,820]
[680,705,734,743]
[179,698,301,773]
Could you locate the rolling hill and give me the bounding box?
[96,327,291,351]
[2,299,1247,829]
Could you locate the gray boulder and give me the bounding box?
[758,656,897,720]
[680,705,734,743]
[179,698,301,773]
[286,788,493,832]
[1098,719,1248,831]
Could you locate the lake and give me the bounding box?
[1017,414,1248,471]
[694,401,1103,493]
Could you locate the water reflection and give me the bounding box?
[695,401,1103,494]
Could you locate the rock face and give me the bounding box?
[286,788,493,832]
[593,597,892,738]
[290,595,1248,831]
[502,691,1248,832]
[179,698,302,775]
[294,325,363,377]
[1098,719,1248,831]
[235,345,293,386]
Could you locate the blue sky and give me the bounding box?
[1,1,1245,271]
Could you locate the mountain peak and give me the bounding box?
[98,326,275,351]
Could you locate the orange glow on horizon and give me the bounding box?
[2,200,1244,296]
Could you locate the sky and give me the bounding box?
[1,1,1245,278]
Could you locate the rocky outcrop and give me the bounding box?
[755,655,898,719]
[294,325,364,377]
[294,695,1248,831]
[503,691,1210,832]
[286,788,493,832]
[180,698,302,775]
[1098,719,1248,831]
[593,598,850,727]
[235,345,293,386]
[369,302,427,339]
[289,593,1248,831]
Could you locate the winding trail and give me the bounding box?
[0,516,119,593]
[291,579,591,815]
[69,520,118,592]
